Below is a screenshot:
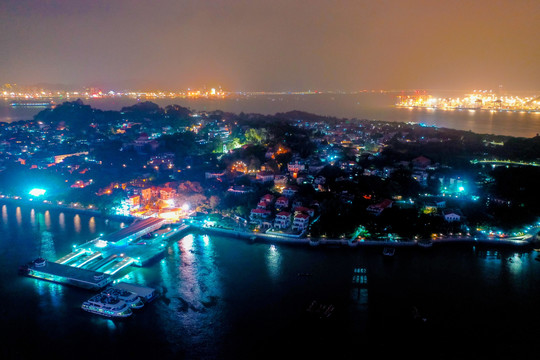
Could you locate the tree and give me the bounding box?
[209,195,221,210]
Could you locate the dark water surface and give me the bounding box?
[2,93,539,137]
[2,204,540,359]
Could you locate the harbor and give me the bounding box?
[20,216,191,290]
[4,204,540,360]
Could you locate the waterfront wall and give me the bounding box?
[191,224,538,249]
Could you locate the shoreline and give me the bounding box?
[2,198,537,249]
[191,223,539,249]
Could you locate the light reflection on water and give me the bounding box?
[3,204,540,359]
[507,253,524,276]
[34,279,64,310]
[2,204,7,228]
[73,214,81,233]
[16,206,22,225]
[266,244,282,281]
[156,233,224,355]
[30,208,35,227]
[44,210,51,230]
[40,231,56,260]
[58,212,65,231]
[89,216,96,233]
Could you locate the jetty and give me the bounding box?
[20,219,191,290]
[21,258,113,290]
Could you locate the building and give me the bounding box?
[293,206,315,217]
[275,196,289,209]
[443,209,462,222]
[274,211,291,229]
[282,186,298,197]
[288,161,305,173]
[261,194,275,203]
[292,213,310,232]
[159,187,176,200]
[257,201,268,210]
[412,155,431,170]
[141,187,153,202]
[250,208,271,222]
[256,171,275,183]
[367,199,393,216]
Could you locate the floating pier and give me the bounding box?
[112,282,158,303]
[20,219,192,290]
[21,258,113,290]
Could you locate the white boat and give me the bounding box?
[81,293,133,318]
[102,287,144,309]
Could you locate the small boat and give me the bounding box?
[297,272,313,277]
[383,247,395,256]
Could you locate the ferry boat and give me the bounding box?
[101,287,144,309]
[81,293,133,318]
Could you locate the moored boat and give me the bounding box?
[101,287,144,309]
[81,293,133,318]
[383,247,395,256]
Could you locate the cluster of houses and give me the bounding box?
[249,193,317,234]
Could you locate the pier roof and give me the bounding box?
[101,217,165,243]
[28,260,112,289]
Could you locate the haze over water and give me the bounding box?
[2,93,539,138]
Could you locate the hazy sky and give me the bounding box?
[0,0,538,92]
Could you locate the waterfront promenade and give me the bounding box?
[190,222,540,249]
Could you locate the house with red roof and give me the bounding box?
[275,196,289,209]
[292,213,310,232]
[293,206,315,217]
[274,211,291,229]
[250,208,271,222]
[367,199,393,216]
[261,194,275,203]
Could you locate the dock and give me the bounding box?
[112,282,158,303]
[22,258,113,290]
[21,219,191,290]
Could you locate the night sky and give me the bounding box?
[0,0,538,91]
